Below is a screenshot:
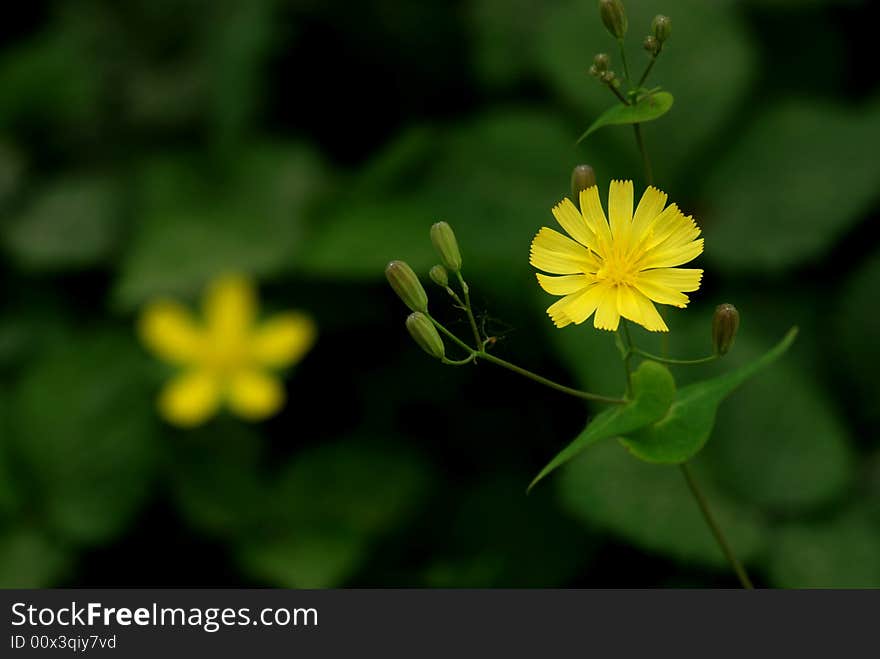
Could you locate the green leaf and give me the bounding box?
[703,100,880,272]
[3,175,122,271]
[423,475,593,587]
[236,439,432,587]
[10,331,158,546]
[113,144,325,309]
[300,109,625,285]
[557,440,766,568]
[766,509,880,588]
[529,360,675,491]
[576,92,674,143]
[0,528,71,588]
[836,250,880,425]
[620,328,798,464]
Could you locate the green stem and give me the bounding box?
[618,322,634,396]
[638,54,658,87]
[618,38,630,84]
[442,354,476,366]
[428,314,624,404]
[477,351,625,405]
[633,124,654,186]
[606,81,629,105]
[631,348,719,366]
[680,464,755,589]
[456,271,483,348]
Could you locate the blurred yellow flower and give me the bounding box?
[530,180,703,332]
[138,274,316,427]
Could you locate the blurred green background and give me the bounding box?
[1,0,879,588]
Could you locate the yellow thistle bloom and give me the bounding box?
[530,180,703,332]
[138,274,316,427]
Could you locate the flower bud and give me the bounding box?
[643,35,660,56]
[712,303,740,356]
[593,53,611,72]
[651,14,671,44]
[571,164,597,204]
[385,260,428,313]
[429,264,449,287]
[430,221,462,272]
[599,70,616,85]
[599,0,627,40]
[406,312,445,359]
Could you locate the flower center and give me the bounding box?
[596,255,637,287]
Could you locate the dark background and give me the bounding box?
[1,0,879,588]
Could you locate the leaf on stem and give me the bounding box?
[528,360,675,491]
[576,91,674,144]
[620,327,798,464]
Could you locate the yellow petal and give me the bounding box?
[579,186,612,256]
[608,179,634,245]
[536,273,594,296]
[226,369,285,421]
[251,312,317,368]
[639,268,703,292]
[551,198,600,253]
[138,300,205,364]
[631,186,668,237]
[639,239,704,270]
[633,268,702,308]
[158,370,221,427]
[593,286,621,331]
[203,274,257,347]
[546,283,606,327]
[530,227,599,274]
[617,285,669,332]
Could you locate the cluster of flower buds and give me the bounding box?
[644,14,671,56]
[589,52,617,85]
[386,222,466,359]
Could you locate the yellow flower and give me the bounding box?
[138,274,316,427]
[530,180,703,332]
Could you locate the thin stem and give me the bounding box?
[442,354,476,366]
[477,351,626,405]
[426,313,474,355]
[631,348,719,366]
[638,54,658,87]
[633,124,654,186]
[444,286,466,310]
[680,464,755,589]
[617,39,630,83]
[456,271,483,348]
[619,322,634,396]
[606,81,629,105]
[427,315,625,405]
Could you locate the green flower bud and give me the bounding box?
[712,303,740,356]
[599,70,617,85]
[643,35,660,56]
[571,164,597,204]
[385,260,428,313]
[599,0,627,40]
[593,53,611,71]
[651,14,671,44]
[588,64,600,77]
[430,221,462,272]
[429,264,449,287]
[406,312,445,359]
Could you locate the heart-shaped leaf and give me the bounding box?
[620,328,798,464]
[528,360,675,491]
[576,92,674,144]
